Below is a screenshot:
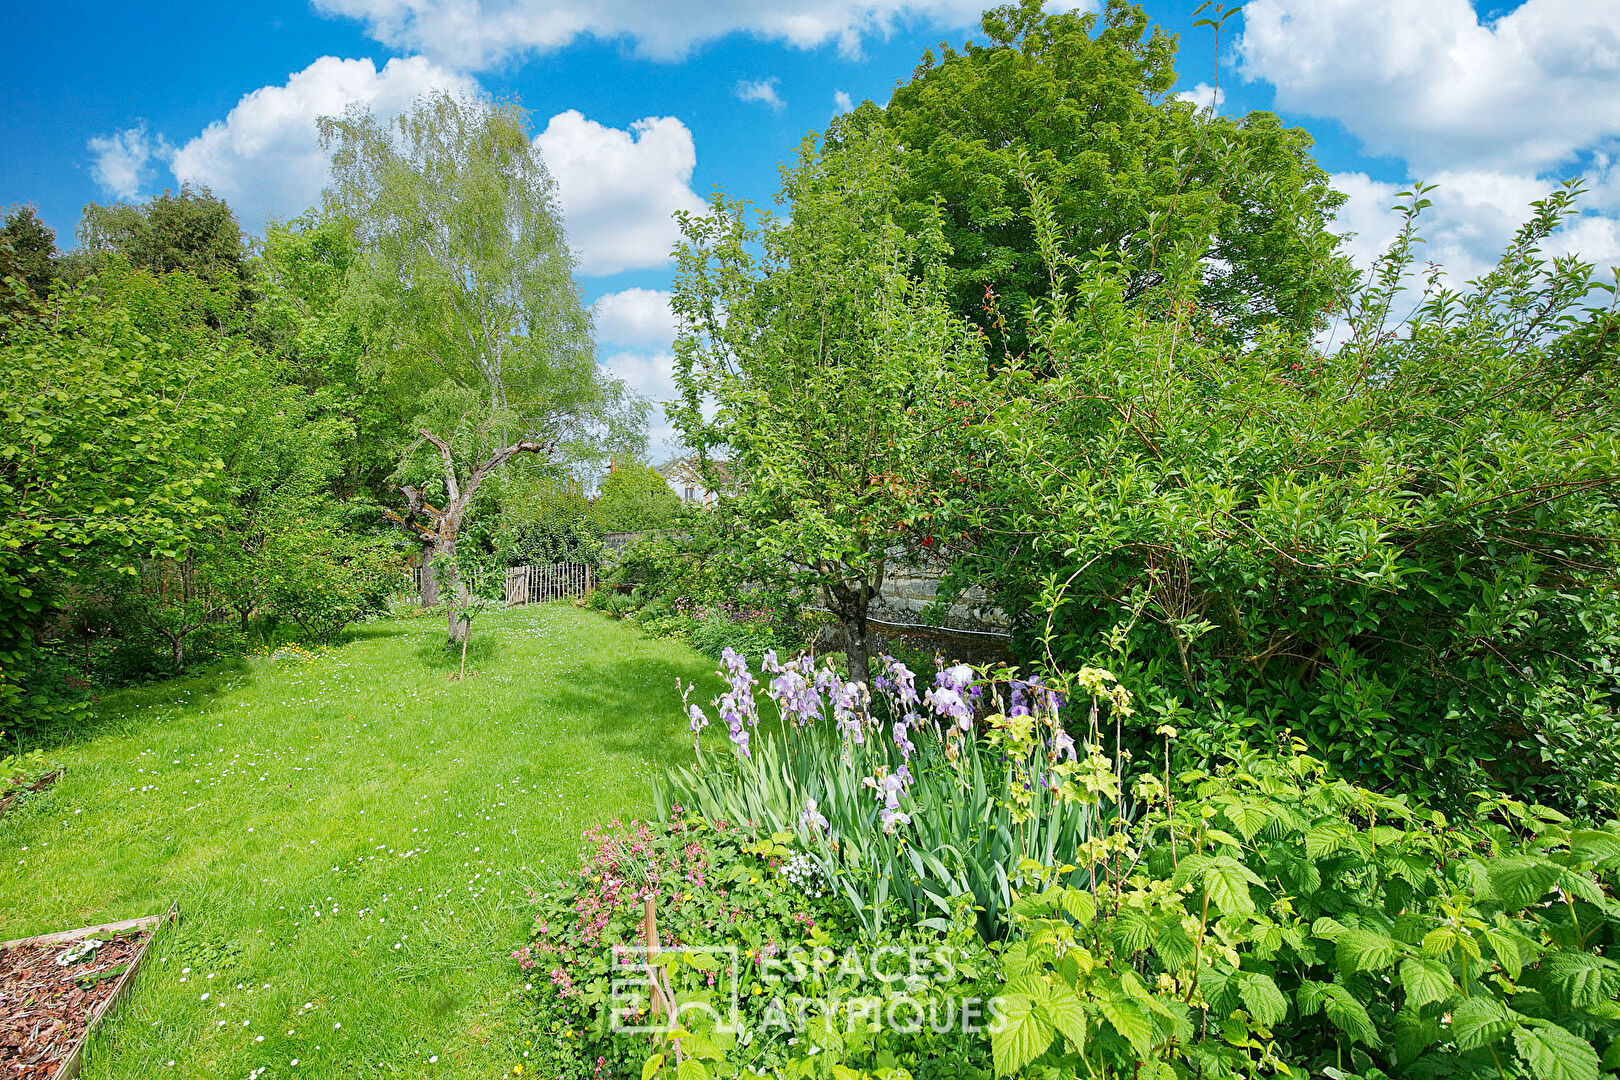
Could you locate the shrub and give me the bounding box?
[593,458,681,532]
[993,750,1620,1079]
[262,530,399,644]
[960,182,1620,813]
[518,815,999,1080]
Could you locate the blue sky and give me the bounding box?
[6,0,1619,458]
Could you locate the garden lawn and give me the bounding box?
[0,604,717,1079]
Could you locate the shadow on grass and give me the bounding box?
[33,656,257,751]
[546,652,727,769]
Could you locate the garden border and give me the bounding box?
[2,901,180,1080]
[0,767,64,815]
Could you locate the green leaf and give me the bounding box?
[1337,928,1402,973]
[1450,996,1516,1051]
[675,1059,710,1080]
[1060,886,1096,924]
[991,993,1052,1076]
[1098,995,1155,1059]
[1321,984,1380,1046]
[1202,856,1260,916]
[1043,985,1088,1050]
[1237,971,1288,1026]
[1482,928,1524,980]
[1569,829,1620,868]
[1399,957,1456,1009]
[1489,857,1560,910]
[1540,952,1620,1012]
[642,1054,667,1080]
[1513,1022,1599,1080]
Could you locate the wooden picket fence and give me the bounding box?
[504,563,593,606]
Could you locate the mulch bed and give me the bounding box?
[0,928,150,1079]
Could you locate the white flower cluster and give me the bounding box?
[778,852,826,898]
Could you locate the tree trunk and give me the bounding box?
[844,611,872,687]
[165,630,185,672]
[826,576,874,686]
[442,516,469,645]
[418,548,440,607]
[403,429,554,646]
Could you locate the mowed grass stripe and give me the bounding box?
[0,605,717,1078]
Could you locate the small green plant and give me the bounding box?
[991,749,1620,1078]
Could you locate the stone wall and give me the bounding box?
[869,558,1009,635]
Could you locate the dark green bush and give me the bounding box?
[959,182,1620,813]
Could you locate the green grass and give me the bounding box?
[0,604,719,1079]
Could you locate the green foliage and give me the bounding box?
[320,91,637,467]
[0,275,234,733]
[0,204,59,301]
[486,470,604,567]
[957,178,1620,812]
[992,750,1620,1079]
[254,213,404,506]
[873,0,1347,354]
[594,458,681,532]
[75,184,248,287]
[261,528,399,644]
[671,124,985,680]
[520,816,999,1080]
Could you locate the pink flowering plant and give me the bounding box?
[516,811,998,1079]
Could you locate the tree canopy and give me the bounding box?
[872,0,1347,354]
[319,90,641,641]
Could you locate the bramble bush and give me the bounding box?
[954,179,1620,814]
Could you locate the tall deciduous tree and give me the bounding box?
[318,91,640,643]
[0,205,59,303]
[75,185,248,287]
[872,0,1347,354]
[593,458,681,532]
[671,125,984,683]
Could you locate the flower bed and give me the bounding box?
[0,909,175,1079]
[522,649,1620,1080]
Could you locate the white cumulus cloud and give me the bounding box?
[1174,83,1225,112]
[593,288,677,348]
[165,55,475,229]
[87,123,174,201]
[313,0,997,68]
[833,89,855,114]
[535,110,706,276]
[1238,0,1620,174]
[599,349,682,461]
[735,78,786,112]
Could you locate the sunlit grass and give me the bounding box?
[0,604,718,1078]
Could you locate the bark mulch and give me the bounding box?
[0,929,150,1079]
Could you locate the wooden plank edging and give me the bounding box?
[1,902,180,1080]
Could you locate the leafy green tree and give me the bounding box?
[593,458,680,532]
[872,0,1347,354]
[254,213,407,506]
[319,91,641,645]
[262,528,400,645]
[0,205,59,301]
[959,179,1620,810]
[0,277,232,730]
[488,471,604,568]
[75,184,248,286]
[671,125,984,682]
